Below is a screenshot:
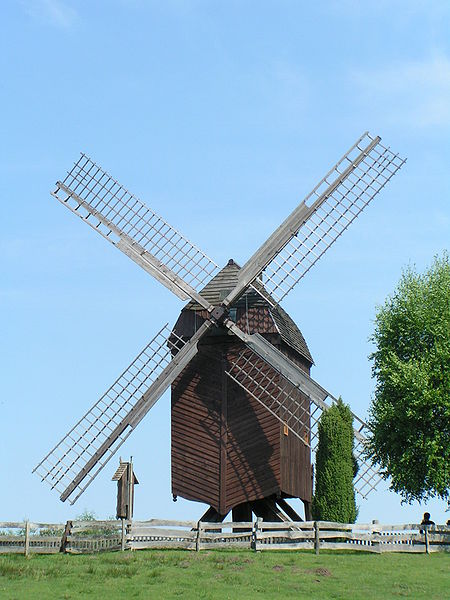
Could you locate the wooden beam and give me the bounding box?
[219,353,228,515]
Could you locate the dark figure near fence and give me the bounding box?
[420,512,435,534]
[421,512,435,526]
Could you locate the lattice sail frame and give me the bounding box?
[262,133,405,302]
[226,132,406,307]
[33,325,187,504]
[225,347,381,499]
[53,154,219,301]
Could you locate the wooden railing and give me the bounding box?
[0,521,64,555]
[253,520,450,553]
[127,519,254,551]
[64,520,123,554]
[2,519,449,555]
[127,519,449,554]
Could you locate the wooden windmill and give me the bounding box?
[34,132,405,521]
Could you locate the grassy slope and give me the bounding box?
[0,549,448,599]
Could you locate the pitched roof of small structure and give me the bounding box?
[112,461,139,484]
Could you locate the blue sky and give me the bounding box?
[1,1,449,525]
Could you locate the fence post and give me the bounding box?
[424,526,430,554]
[314,521,320,555]
[24,520,30,557]
[121,518,126,551]
[252,517,262,552]
[195,521,202,552]
[371,519,380,551]
[60,520,72,553]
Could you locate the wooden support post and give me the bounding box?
[219,356,228,516]
[232,503,252,532]
[252,517,262,552]
[251,520,256,551]
[121,518,126,551]
[195,521,202,552]
[424,527,430,554]
[371,519,380,550]
[314,521,320,555]
[303,500,312,522]
[24,521,30,557]
[60,520,72,553]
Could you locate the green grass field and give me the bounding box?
[0,549,448,599]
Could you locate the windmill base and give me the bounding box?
[198,496,311,523]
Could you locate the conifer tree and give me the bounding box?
[312,397,358,523]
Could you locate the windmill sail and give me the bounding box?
[35,132,404,506]
[225,342,381,499]
[53,154,218,307]
[225,346,311,445]
[33,322,210,504]
[224,132,406,305]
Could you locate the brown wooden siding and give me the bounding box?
[171,323,313,512]
[280,429,312,501]
[278,344,312,502]
[171,346,222,509]
[224,346,281,512]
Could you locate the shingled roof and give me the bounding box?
[112,460,139,484]
[186,260,313,365]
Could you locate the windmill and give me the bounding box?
[34,132,405,521]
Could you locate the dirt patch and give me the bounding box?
[213,556,254,566]
[116,553,136,562]
[307,567,332,577]
[178,560,191,568]
[272,565,284,572]
[226,556,245,564]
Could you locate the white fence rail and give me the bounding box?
[1,519,449,555]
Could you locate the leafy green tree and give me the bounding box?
[312,397,358,523]
[74,509,118,536]
[367,253,450,503]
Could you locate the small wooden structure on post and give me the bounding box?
[112,458,138,550]
[112,457,139,520]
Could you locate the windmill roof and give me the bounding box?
[186,260,313,365]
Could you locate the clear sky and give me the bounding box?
[1,1,449,525]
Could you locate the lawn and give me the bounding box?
[0,549,448,599]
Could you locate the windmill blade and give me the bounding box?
[224,329,382,498]
[223,132,406,306]
[53,154,217,309]
[33,321,211,504]
[225,346,311,447]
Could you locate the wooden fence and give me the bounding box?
[0,520,122,555]
[253,520,450,553]
[63,520,123,554]
[127,519,450,554]
[127,519,254,551]
[0,522,64,555]
[1,519,449,555]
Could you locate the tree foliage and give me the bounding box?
[312,397,358,523]
[367,253,450,503]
